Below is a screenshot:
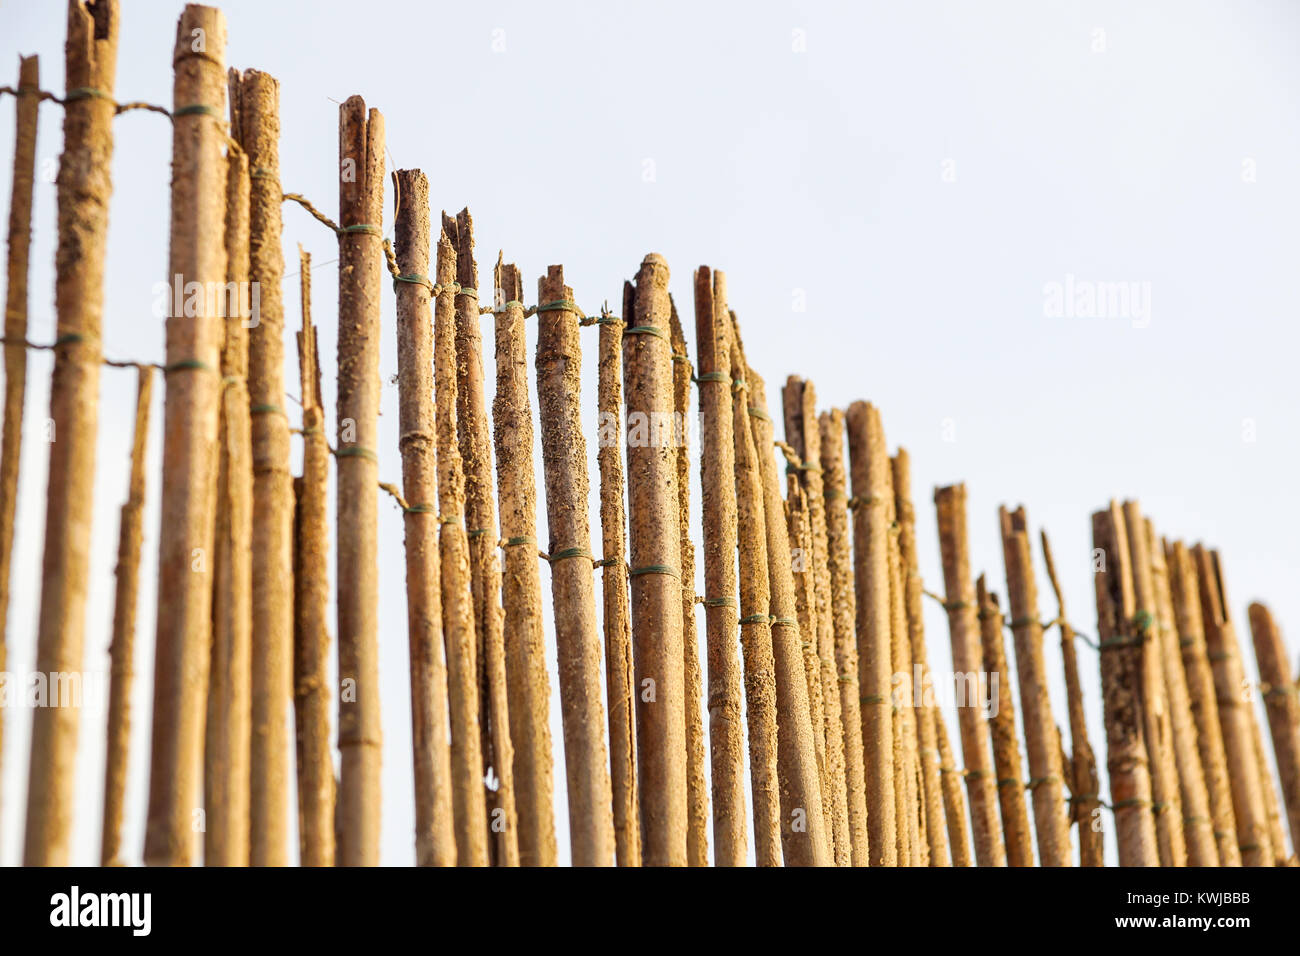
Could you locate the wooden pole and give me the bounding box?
[597,281,639,867]
[393,172,455,867]
[448,209,518,866]
[1148,523,1217,866]
[24,0,120,867]
[229,67,293,866]
[534,264,614,866]
[1248,602,1300,859]
[820,410,871,865]
[624,254,688,866]
[1041,530,1105,867]
[492,258,556,866]
[436,228,488,866]
[999,506,1071,866]
[1091,503,1159,866]
[934,483,1005,866]
[692,267,747,866]
[142,4,227,867]
[935,707,973,866]
[670,303,709,867]
[292,252,335,867]
[885,467,920,865]
[100,365,153,865]
[975,576,1033,866]
[204,146,253,866]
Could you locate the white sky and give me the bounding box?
[1,0,1297,866]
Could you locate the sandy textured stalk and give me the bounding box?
[1167,540,1240,866]
[100,366,153,866]
[999,506,1070,866]
[204,147,252,866]
[393,173,455,867]
[885,467,920,865]
[292,257,335,868]
[784,378,850,866]
[143,4,226,867]
[670,304,709,867]
[892,448,949,867]
[334,95,384,866]
[436,229,488,866]
[934,484,1004,866]
[692,268,747,866]
[846,402,897,865]
[534,264,614,866]
[1092,503,1159,866]
[493,259,556,867]
[1121,500,1185,867]
[24,0,120,867]
[448,209,517,866]
[935,704,973,865]
[1193,544,1272,865]
[1249,602,1300,859]
[0,55,39,810]
[821,410,870,865]
[1042,530,1104,867]
[1148,523,1217,866]
[597,281,639,867]
[730,327,781,866]
[976,577,1033,866]
[624,254,687,866]
[230,66,293,867]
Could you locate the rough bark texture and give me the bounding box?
[25,0,120,867]
[100,365,152,866]
[143,4,226,868]
[625,254,687,866]
[885,467,919,865]
[821,410,871,865]
[492,259,556,867]
[934,484,1005,866]
[1249,602,1300,859]
[534,264,614,866]
[936,701,973,866]
[229,67,293,867]
[1092,504,1159,867]
[692,267,746,866]
[393,172,455,867]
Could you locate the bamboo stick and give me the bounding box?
[999,506,1070,866]
[100,365,153,866]
[692,267,747,866]
[885,466,920,865]
[935,708,973,866]
[204,147,253,866]
[670,303,709,867]
[493,258,556,867]
[1041,530,1104,867]
[1092,503,1159,866]
[393,172,455,867]
[1192,544,1271,865]
[846,402,896,865]
[934,483,1004,866]
[0,56,39,813]
[1249,602,1300,858]
[730,328,782,866]
[436,229,488,866]
[625,254,687,866]
[1121,500,1185,867]
[820,410,870,865]
[784,379,850,866]
[229,67,293,866]
[142,4,226,867]
[292,253,335,867]
[892,448,950,867]
[448,209,517,866]
[975,577,1033,866]
[534,264,614,866]
[1167,540,1240,866]
[1148,523,1217,866]
[24,0,120,867]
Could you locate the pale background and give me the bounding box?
[0,0,1296,866]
